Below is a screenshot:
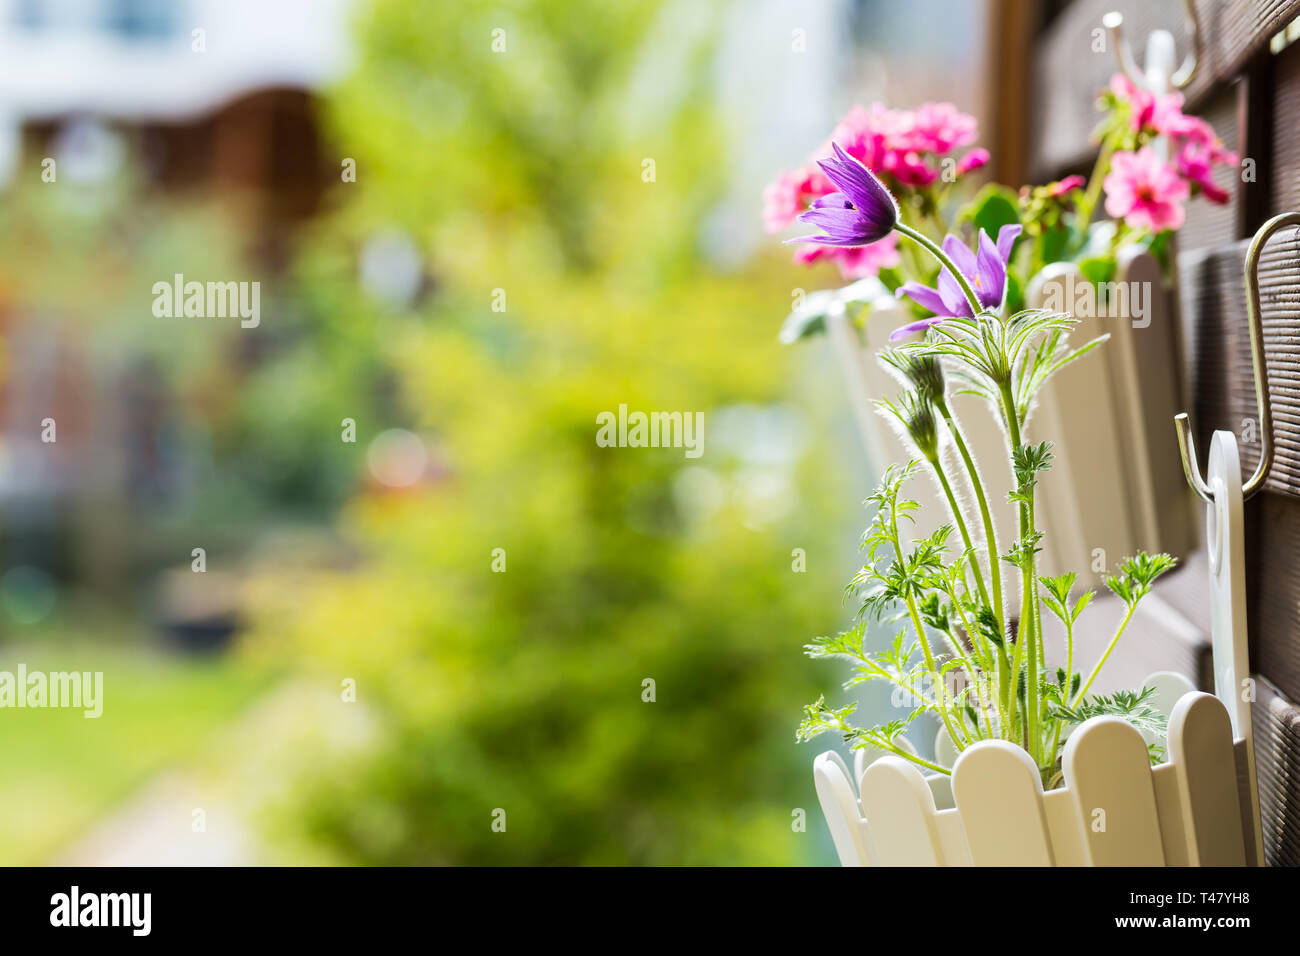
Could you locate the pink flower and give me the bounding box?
[823,102,982,187]
[763,169,804,232]
[793,233,901,279]
[1109,73,1185,135]
[1046,174,1085,198]
[907,102,979,154]
[836,234,901,277]
[1103,146,1189,231]
[956,148,990,176]
[1166,112,1239,165]
[883,149,938,186]
[1176,140,1231,205]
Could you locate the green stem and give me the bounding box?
[905,592,965,752]
[934,397,1006,640]
[1073,603,1137,706]
[998,376,1041,763]
[895,222,983,317]
[1025,495,1043,765]
[927,452,992,613]
[879,743,953,777]
[1077,128,1118,235]
[951,597,1008,738]
[1046,615,1076,765]
[885,485,965,754]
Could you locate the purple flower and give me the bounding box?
[787,142,899,247]
[891,223,1021,340]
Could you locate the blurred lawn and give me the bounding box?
[0,626,272,865]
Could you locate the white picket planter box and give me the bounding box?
[1026,248,1198,576]
[814,679,1260,867]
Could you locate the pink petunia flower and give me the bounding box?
[762,169,804,233]
[1165,112,1239,165]
[1046,174,1085,198]
[956,148,990,177]
[907,102,979,154]
[883,148,938,186]
[1109,73,1186,136]
[793,232,901,280]
[1176,140,1231,205]
[1103,146,1189,231]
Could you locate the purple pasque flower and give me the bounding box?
[787,142,899,247]
[891,223,1021,340]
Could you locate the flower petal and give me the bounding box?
[975,230,1006,308]
[941,233,977,279]
[896,280,949,316]
[936,267,973,317]
[889,317,947,341]
[995,223,1022,264]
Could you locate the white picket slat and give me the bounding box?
[952,740,1055,866]
[933,809,973,866]
[934,728,958,770]
[859,756,947,866]
[1152,764,1190,867]
[1233,739,1261,867]
[813,753,872,867]
[1041,789,1086,866]
[854,735,916,787]
[1143,670,1196,719]
[1063,716,1166,865]
[1166,692,1246,866]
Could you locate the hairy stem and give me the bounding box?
[873,741,953,777]
[934,397,1006,641]
[927,451,992,612]
[1072,603,1137,706]
[1024,494,1043,765]
[895,222,983,317]
[885,484,965,752]
[998,375,1041,760]
[905,592,965,753]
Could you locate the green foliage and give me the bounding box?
[1049,687,1169,742]
[1039,572,1094,627]
[960,184,1021,248]
[244,0,846,865]
[1105,552,1178,608]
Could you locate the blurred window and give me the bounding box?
[12,0,48,29]
[10,0,178,39]
[103,0,177,40]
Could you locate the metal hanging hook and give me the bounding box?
[1103,0,1201,92]
[1175,212,1298,502]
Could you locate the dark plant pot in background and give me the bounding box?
[153,568,242,655]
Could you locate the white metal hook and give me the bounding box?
[1103,2,1201,94]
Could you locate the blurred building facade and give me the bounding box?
[0,0,354,622]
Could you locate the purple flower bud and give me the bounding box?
[787,142,899,248]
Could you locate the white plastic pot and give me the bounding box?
[813,673,1261,866]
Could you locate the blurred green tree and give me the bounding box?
[247,0,848,864]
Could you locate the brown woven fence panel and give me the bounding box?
[1180,87,1242,251]
[1255,493,1300,701]
[1272,38,1300,215]
[1032,0,1300,177]
[1255,676,1300,866]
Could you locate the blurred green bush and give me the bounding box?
[244,0,851,865]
